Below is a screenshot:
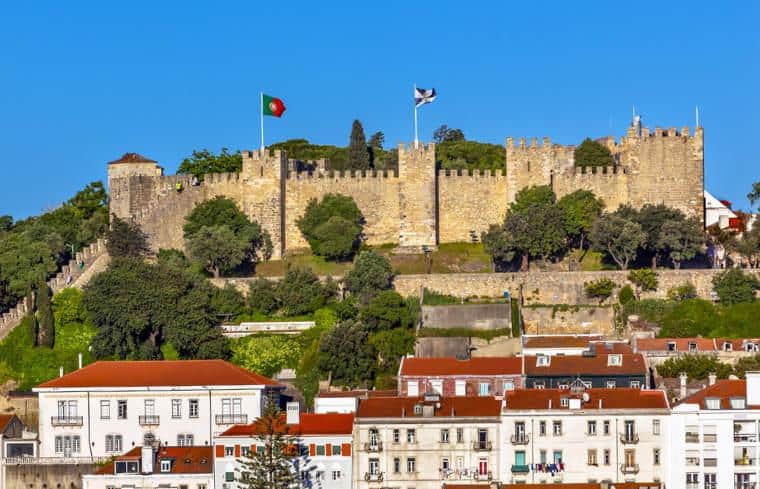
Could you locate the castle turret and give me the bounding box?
[397,142,437,250]
[241,148,287,259]
[107,152,164,220]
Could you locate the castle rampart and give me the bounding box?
[108,123,705,259]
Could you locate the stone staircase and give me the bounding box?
[0,238,108,342]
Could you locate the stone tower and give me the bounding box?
[397,142,437,250]
[107,152,164,220]
[241,149,287,259]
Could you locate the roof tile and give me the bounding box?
[400,357,522,376]
[504,388,669,410]
[357,396,501,418]
[220,413,354,437]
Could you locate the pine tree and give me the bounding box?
[348,119,370,170]
[237,404,298,489]
[36,278,54,347]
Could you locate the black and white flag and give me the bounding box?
[414,87,436,108]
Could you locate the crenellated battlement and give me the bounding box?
[287,169,399,180]
[438,168,506,178]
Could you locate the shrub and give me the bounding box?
[618,285,635,305]
[359,290,415,331]
[584,278,617,303]
[422,288,460,305]
[247,278,279,315]
[656,354,733,380]
[628,269,658,294]
[712,268,760,305]
[344,250,393,301]
[667,283,698,302]
[277,267,334,316]
[574,138,615,167]
[106,217,150,259]
[297,194,364,261]
[210,284,246,318]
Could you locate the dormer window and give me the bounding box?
[115,461,139,474]
[536,356,551,367]
[667,342,676,352]
[688,342,697,352]
[160,460,172,473]
[723,342,733,352]
[704,398,721,410]
[560,397,569,407]
[413,404,423,415]
[730,397,746,410]
[746,343,758,352]
[607,354,622,366]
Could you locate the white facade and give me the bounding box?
[705,190,737,229]
[83,472,212,489]
[315,396,358,414]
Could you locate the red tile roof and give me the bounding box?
[400,356,522,376]
[497,484,661,489]
[676,379,757,409]
[317,389,397,398]
[96,446,212,475]
[635,338,717,352]
[589,341,633,354]
[36,360,279,389]
[504,388,668,410]
[220,413,354,437]
[108,152,157,165]
[523,335,603,349]
[357,396,501,418]
[524,354,647,376]
[715,338,760,351]
[0,414,17,433]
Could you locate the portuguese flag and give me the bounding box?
[262,94,286,117]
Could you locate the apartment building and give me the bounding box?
[81,446,213,489]
[214,403,354,489]
[398,357,523,397]
[635,338,760,367]
[668,372,760,489]
[354,393,502,489]
[33,360,282,458]
[501,385,669,485]
[524,353,648,389]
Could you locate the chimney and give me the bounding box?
[680,372,688,399]
[78,353,83,369]
[59,366,64,378]
[286,401,300,425]
[141,446,154,474]
[708,372,717,386]
[747,372,760,406]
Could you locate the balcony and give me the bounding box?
[138,415,160,426]
[735,458,757,467]
[735,434,758,443]
[473,471,493,481]
[620,463,640,474]
[685,433,700,443]
[50,416,83,427]
[363,471,383,482]
[473,441,492,451]
[363,442,383,452]
[619,433,639,444]
[512,464,530,473]
[735,484,757,489]
[215,414,248,425]
[511,434,530,445]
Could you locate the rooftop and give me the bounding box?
[524,353,647,376]
[676,379,759,409]
[523,335,603,349]
[108,152,157,165]
[399,356,522,377]
[635,337,717,352]
[504,388,669,410]
[36,360,279,389]
[96,446,212,475]
[220,413,354,437]
[357,396,501,418]
[0,414,18,433]
[496,483,661,489]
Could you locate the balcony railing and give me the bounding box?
[620,463,640,474]
[363,442,383,452]
[473,471,493,481]
[735,434,758,443]
[736,484,757,489]
[138,415,160,426]
[512,464,530,473]
[50,416,83,427]
[620,433,639,444]
[3,456,110,465]
[215,414,248,425]
[472,441,492,451]
[685,433,700,443]
[511,434,530,445]
[363,471,383,482]
[735,458,757,466]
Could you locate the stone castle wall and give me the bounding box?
[108,124,705,257]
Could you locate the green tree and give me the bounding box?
[0,215,12,232]
[509,186,556,214]
[658,299,720,337]
[106,217,150,258]
[276,267,334,316]
[359,290,415,331]
[369,328,415,373]
[656,218,704,269]
[628,269,659,298]
[0,233,58,311]
[557,190,605,250]
[656,354,733,380]
[618,285,635,305]
[348,119,370,170]
[590,214,645,270]
[584,278,616,303]
[734,355,760,378]
[343,250,394,301]
[736,225,760,268]
[210,284,246,318]
[269,139,349,171]
[297,194,364,261]
[236,404,297,489]
[574,138,615,167]
[437,141,505,171]
[433,125,465,143]
[247,278,279,315]
[748,181,760,210]
[667,283,698,301]
[35,279,54,348]
[318,320,376,387]
[231,335,301,377]
[712,268,760,305]
[177,148,242,178]
[636,204,686,268]
[187,225,246,278]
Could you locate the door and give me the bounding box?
[625,420,635,440]
[479,458,488,476]
[478,428,488,449]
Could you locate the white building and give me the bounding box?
[705,190,738,230]
[668,372,760,489]
[501,384,669,485]
[214,403,353,489]
[33,360,281,458]
[81,446,213,489]
[353,393,502,489]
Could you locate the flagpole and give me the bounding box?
[260,92,265,152]
[414,83,419,149]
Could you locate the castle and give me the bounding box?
[108,122,704,260]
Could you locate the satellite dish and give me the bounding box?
[582,392,590,403]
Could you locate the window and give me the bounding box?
[624,420,636,441]
[630,380,641,389]
[331,470,341,480]
[431,379,443,394]
[256,446,265,455]
[606,380,616,389]
[723,341,733,351]
[686,473,699,488]
[653,419,661,435]
[316,445,326,456]
[177,434,194,446]
[624,449,636,466]
[105,435,122,453]
[393,457,401,473]
[413,404,423,415]
[539,450,547,464]
[588,449,598,466]
[331,444,341,455]
[172,399,181,418]
[553,421,562,436]
[560,397,569,407]
[603,420,610,435]
[515,450,526,466]
[731,397,747,409]
[456,428,464,443]
[242,446,251,457]
[144,399,155,415]
[407,429,416,443]
[455,380,466,396]
[115,461,139,474]
[224,446,233,457]
[705,398,720,410]
[368,458,379,476]
[536,355,551,366]
[54,435,80,455]
[407,457,416,473]
[603,449,610,465]
[179,485,188,489]
[479,382,490,396]
[608,354,622,366]
[441,457,450,471]
[160,460,171,473]
[653,448,661,465]
[189,399,199,418]
[587,421,597,435]
[533,381,546,389]
[57,400,78,418]
[440,429,449,443]
[407,381,419,396]
[392,429,400,443]
[100,400,110,419]
[688,342,697,352]
[117,400,127,419]
[539,421,546,436]
[369,428,379,447]
[704,473,716,489]
[225,472,234,482]
[553,450,563,464]
[667,342,676,351]
[197,485,206,489]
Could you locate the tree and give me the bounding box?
[210,284,246,318]
[736,225,760,268]
[297,194,364,261]
[656,218,704,269]
[276,267,335,316]
[636,204,686,268]
[187,225,246,278]
[177,148,242,177]
[344,250,394,301]
[368,131,385,150]
[557,190,605,250]
[369,328,415,373]
[359,290,415,331]
[106,217,150,258]
[667,283,698,301]
[433,125,465,143]
[348,119,370,170]
[590,214,645,270]
[509,185,556,214]
[231,335,301,377]
[0,215,12,232]
[748,181,760,210]
[0,233,58,312]
[318,320,376,387]
[656,354,733,380]
[712,268,760,305]
[35,278,54,347]
[574,138,615,167]
[584,278,616,303]
[436,140,505,171]
[247,278,279,315]
[236,404,298,489]
[628,269,659,298]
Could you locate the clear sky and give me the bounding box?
[1,1,758,219]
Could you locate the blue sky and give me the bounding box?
[1,1,758,219]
